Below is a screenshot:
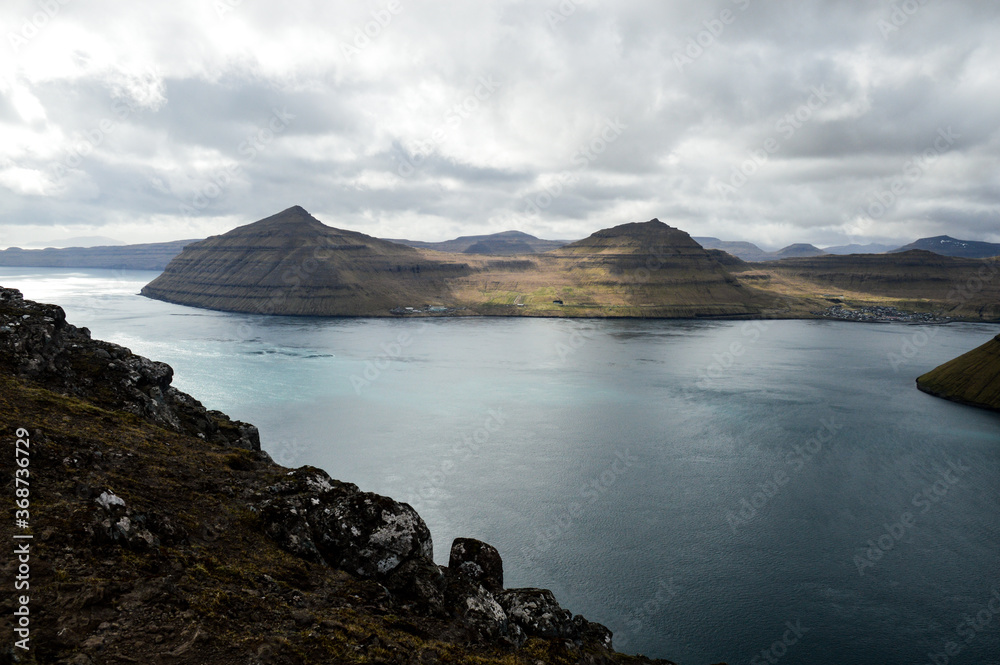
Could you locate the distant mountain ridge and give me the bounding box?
[387,230,570,255]
[694,237,826,262]
[822,242,897,255]
[890,235,1000,258]
[22,235,126,248]
[0,239,199,271]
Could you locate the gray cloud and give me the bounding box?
[1,0,999,248]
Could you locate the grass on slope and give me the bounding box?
[916,335,1000,412]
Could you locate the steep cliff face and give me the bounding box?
[1,286,671,665]
[916,334,1000,412]
[141,206,470,316]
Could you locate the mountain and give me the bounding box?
[463,237,538,255]
[140,209,771,318]
[387,230,570,254]
[737,250,1000,320]
[446,219,769,317]
[693,238,826,262]
[693,237,770,262]
[822,242,896,255]
[141,206,470,316]
[22,235,126,248]
[890,235,1000,258]
[917,334,1000,412]
[0,239,197,270]
[136,207,1000,321]
[772,243,826,259]
[0,285,668,664]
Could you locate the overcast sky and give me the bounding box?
[2,0,999,250]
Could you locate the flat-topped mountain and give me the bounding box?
[917,334,1000,412]
[141,206,470,315]
[891,235,1000,258]
[387,230,569,255]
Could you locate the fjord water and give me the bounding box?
[5,267,999,665]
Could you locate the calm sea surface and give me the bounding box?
[3,267,999,665]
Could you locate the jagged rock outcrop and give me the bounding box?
[141,206,471,316]
[499,588,613,649]
[255,466,433,577]
[917,334,1000,412]
[0,286,259,449]
[449,537,504,593]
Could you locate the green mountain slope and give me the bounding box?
[916,335,1000,412]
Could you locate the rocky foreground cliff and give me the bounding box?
[0,287,679,665]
